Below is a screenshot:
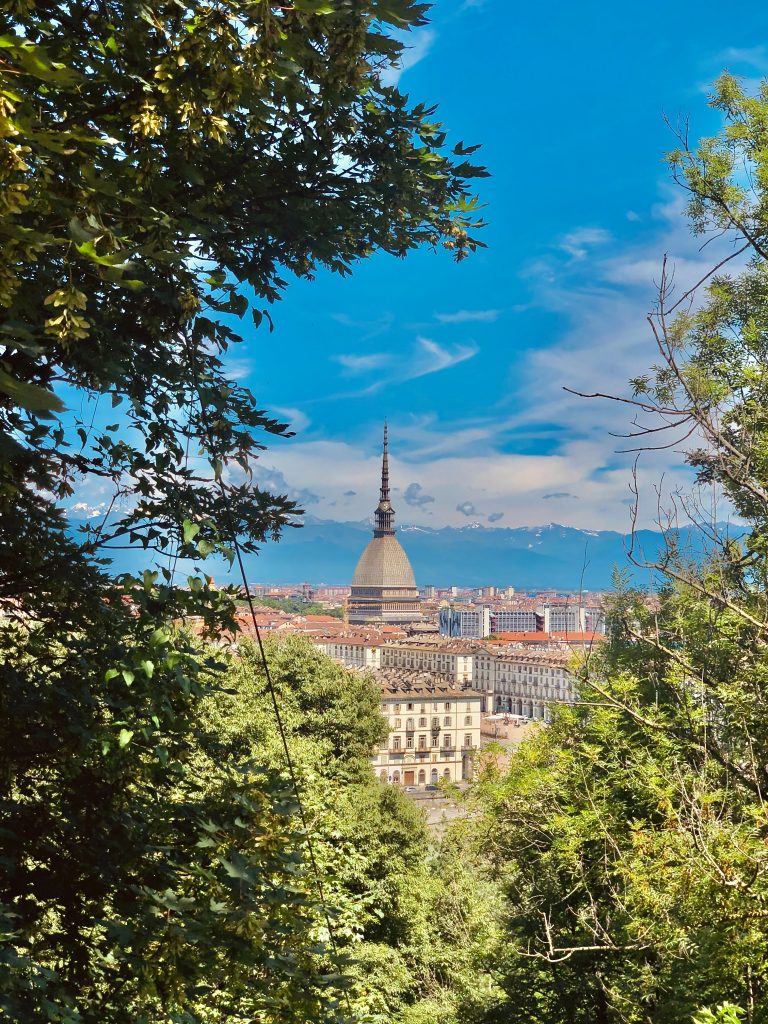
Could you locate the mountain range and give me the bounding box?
[73,514,744,592]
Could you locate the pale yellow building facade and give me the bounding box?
[374,681,482,787]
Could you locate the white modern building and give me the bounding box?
[492,608,538,632]
[439,604,492,639]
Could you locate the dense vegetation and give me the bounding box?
[7,1,768,1022]
[0,1,486,1021]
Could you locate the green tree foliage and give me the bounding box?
[248,596,344,617]
[196,634,501,1024]
[1,604,352,1023]
[464,75,768,1024]
[0,2,486,1020]
[0,0,485,593]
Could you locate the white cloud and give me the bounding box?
[558,226,612,260]
[716,46,768,71]
[380,28,436,88]
[408,336,478,378]
[435,308,500,323]
[334,352,391,375]
[271,406,311,433]
[330,336,478,398]
[332,311,394,339]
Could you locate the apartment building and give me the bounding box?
[489,650,575,722]
[313,636,382,671]
[380,638,476,684]
[374,678,482,786]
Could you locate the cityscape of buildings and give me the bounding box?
[205,426,607,789]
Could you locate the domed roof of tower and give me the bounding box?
[348,423,421,625]
[351,534,417,589]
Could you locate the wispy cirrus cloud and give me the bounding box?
[380,28,436,88]
[271,405,311,433]
[435,308,500,323]
[332,311,394,340]
[329,336,479,399]
[408,336,478,379]
[334,352,391,375]
[558,226,612,260]
[716,45,768,71]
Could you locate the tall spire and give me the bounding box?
[374,420,395,537]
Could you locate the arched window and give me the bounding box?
[418,770,426,784]
[393,771,401,784]
[431,768,439,783]
[443,768,451,780]
[379,770,387,782]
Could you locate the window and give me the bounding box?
[431,717,440,729]
[420,704,426,712]
[418,735,426,749]
[393,771,400,784]
[444,702,451,711]
[431,768,439,783]
[407,703,414,711]
[464,734,472,748]
[432,735,440,747]
[443,734,452,748]
[444,716,451,726]
[466,702,472,711]
[392,736,401,750]
[406,736,414,749]
[394,704,400,714]
[433,702,439,711]
[418,769,426,784]
[464,715,472,726]
[394,718,401,729]
[419,717,427,727]
[406,718,414,730]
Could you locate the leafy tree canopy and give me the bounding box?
[0,3,487,1021]
[0,0,486,604]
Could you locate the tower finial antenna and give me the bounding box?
[374,420,395,536]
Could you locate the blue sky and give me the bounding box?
[73,2,768,534]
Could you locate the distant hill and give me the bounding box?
[69,514,746,591]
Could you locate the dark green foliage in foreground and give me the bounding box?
[0,1,486,1019]
[1,603,345,1022]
